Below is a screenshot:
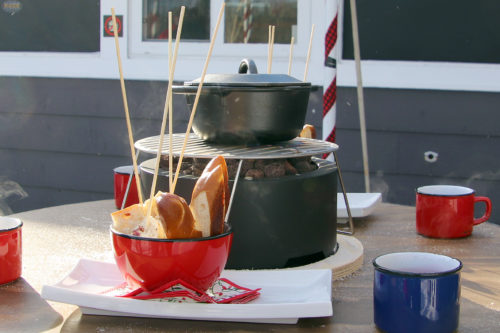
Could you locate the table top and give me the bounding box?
[2,200,499,332]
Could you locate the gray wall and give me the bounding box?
[335,87,500,225]
[1,77,498,225]
[0,77,189,214]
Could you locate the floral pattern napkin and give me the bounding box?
[101,278,261,304]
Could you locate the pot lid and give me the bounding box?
[184,59,311,88]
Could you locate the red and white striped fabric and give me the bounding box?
[243,0,253,44]
[323,0,339,158]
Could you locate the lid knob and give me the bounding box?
[238,59,258,74]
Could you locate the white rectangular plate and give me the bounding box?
[42,259,333,324]
[337,193,382,218]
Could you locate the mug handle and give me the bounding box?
[473,196,492,225]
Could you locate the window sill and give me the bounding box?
[337,60,500,93]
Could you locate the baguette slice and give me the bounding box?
[190,156,229,237]
[111,198,165,238]
[202,155,230,215]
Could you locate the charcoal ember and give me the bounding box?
[227,159,255,178]
[192,167,204,177]
[288,157,307,167]
[263,161,286,178]
[226,159,239,178]
[284,160,298,175]
[254,159,267,171]
[242,159,255,175]
[160,156,194,173]
[289,157,317,173]
[181,166,193,175]
[244,168,265,179]
[180,160,193,170]
[193,158,208,170]
[190,158,208,177]
[159,156,171,169]
[295,161,317,173]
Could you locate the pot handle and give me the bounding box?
[238,59,258,74]
[171,85,199,94]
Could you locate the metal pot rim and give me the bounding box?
[184,59,311,87]
[185,73,311,88]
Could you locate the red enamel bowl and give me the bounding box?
[110,227,233,292]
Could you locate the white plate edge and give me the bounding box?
[79,306,301,324]
[337,192,382,218]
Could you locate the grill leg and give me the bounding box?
[334,151,354,235]
[121,150,141,210]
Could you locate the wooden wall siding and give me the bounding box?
[0,77,191,213]
[335,87,500,225]
[336,130,500,180]
[1,77,498,226]
[336,88,500,136]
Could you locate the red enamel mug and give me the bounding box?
[416,185,492,238]
[0,217,22,285]
[113,166,140,209]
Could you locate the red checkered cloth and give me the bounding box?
[323,1,339,158]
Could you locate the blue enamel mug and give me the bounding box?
[373,252,462,333]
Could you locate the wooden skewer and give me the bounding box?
[349,0,370,192]
[268,27,271,56]
[146,6,185,221]
[288,36,295,76]
[171,2,226,194]
[267,25,275,74]
[111,8,143,205]
[271,26,275,72]
[267,26,272,73]
[168,11,174,192]
[303,23,315,81]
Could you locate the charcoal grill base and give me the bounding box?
[140,157,338,270]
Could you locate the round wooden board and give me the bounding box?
[227,235,364,281]
[286,234,364,280]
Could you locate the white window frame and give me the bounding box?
[0,0,498,92]
[338,60,500,92]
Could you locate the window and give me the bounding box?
[0,0,99,52]
[337,0,500,91]
[129,0,313,81]
[224,0,297,44]
[139,0,297,44]
[142,0,210,41]
[342,0,500,64]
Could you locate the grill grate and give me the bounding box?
[135,133,338,160]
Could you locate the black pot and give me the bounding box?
[172,59,311,144]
